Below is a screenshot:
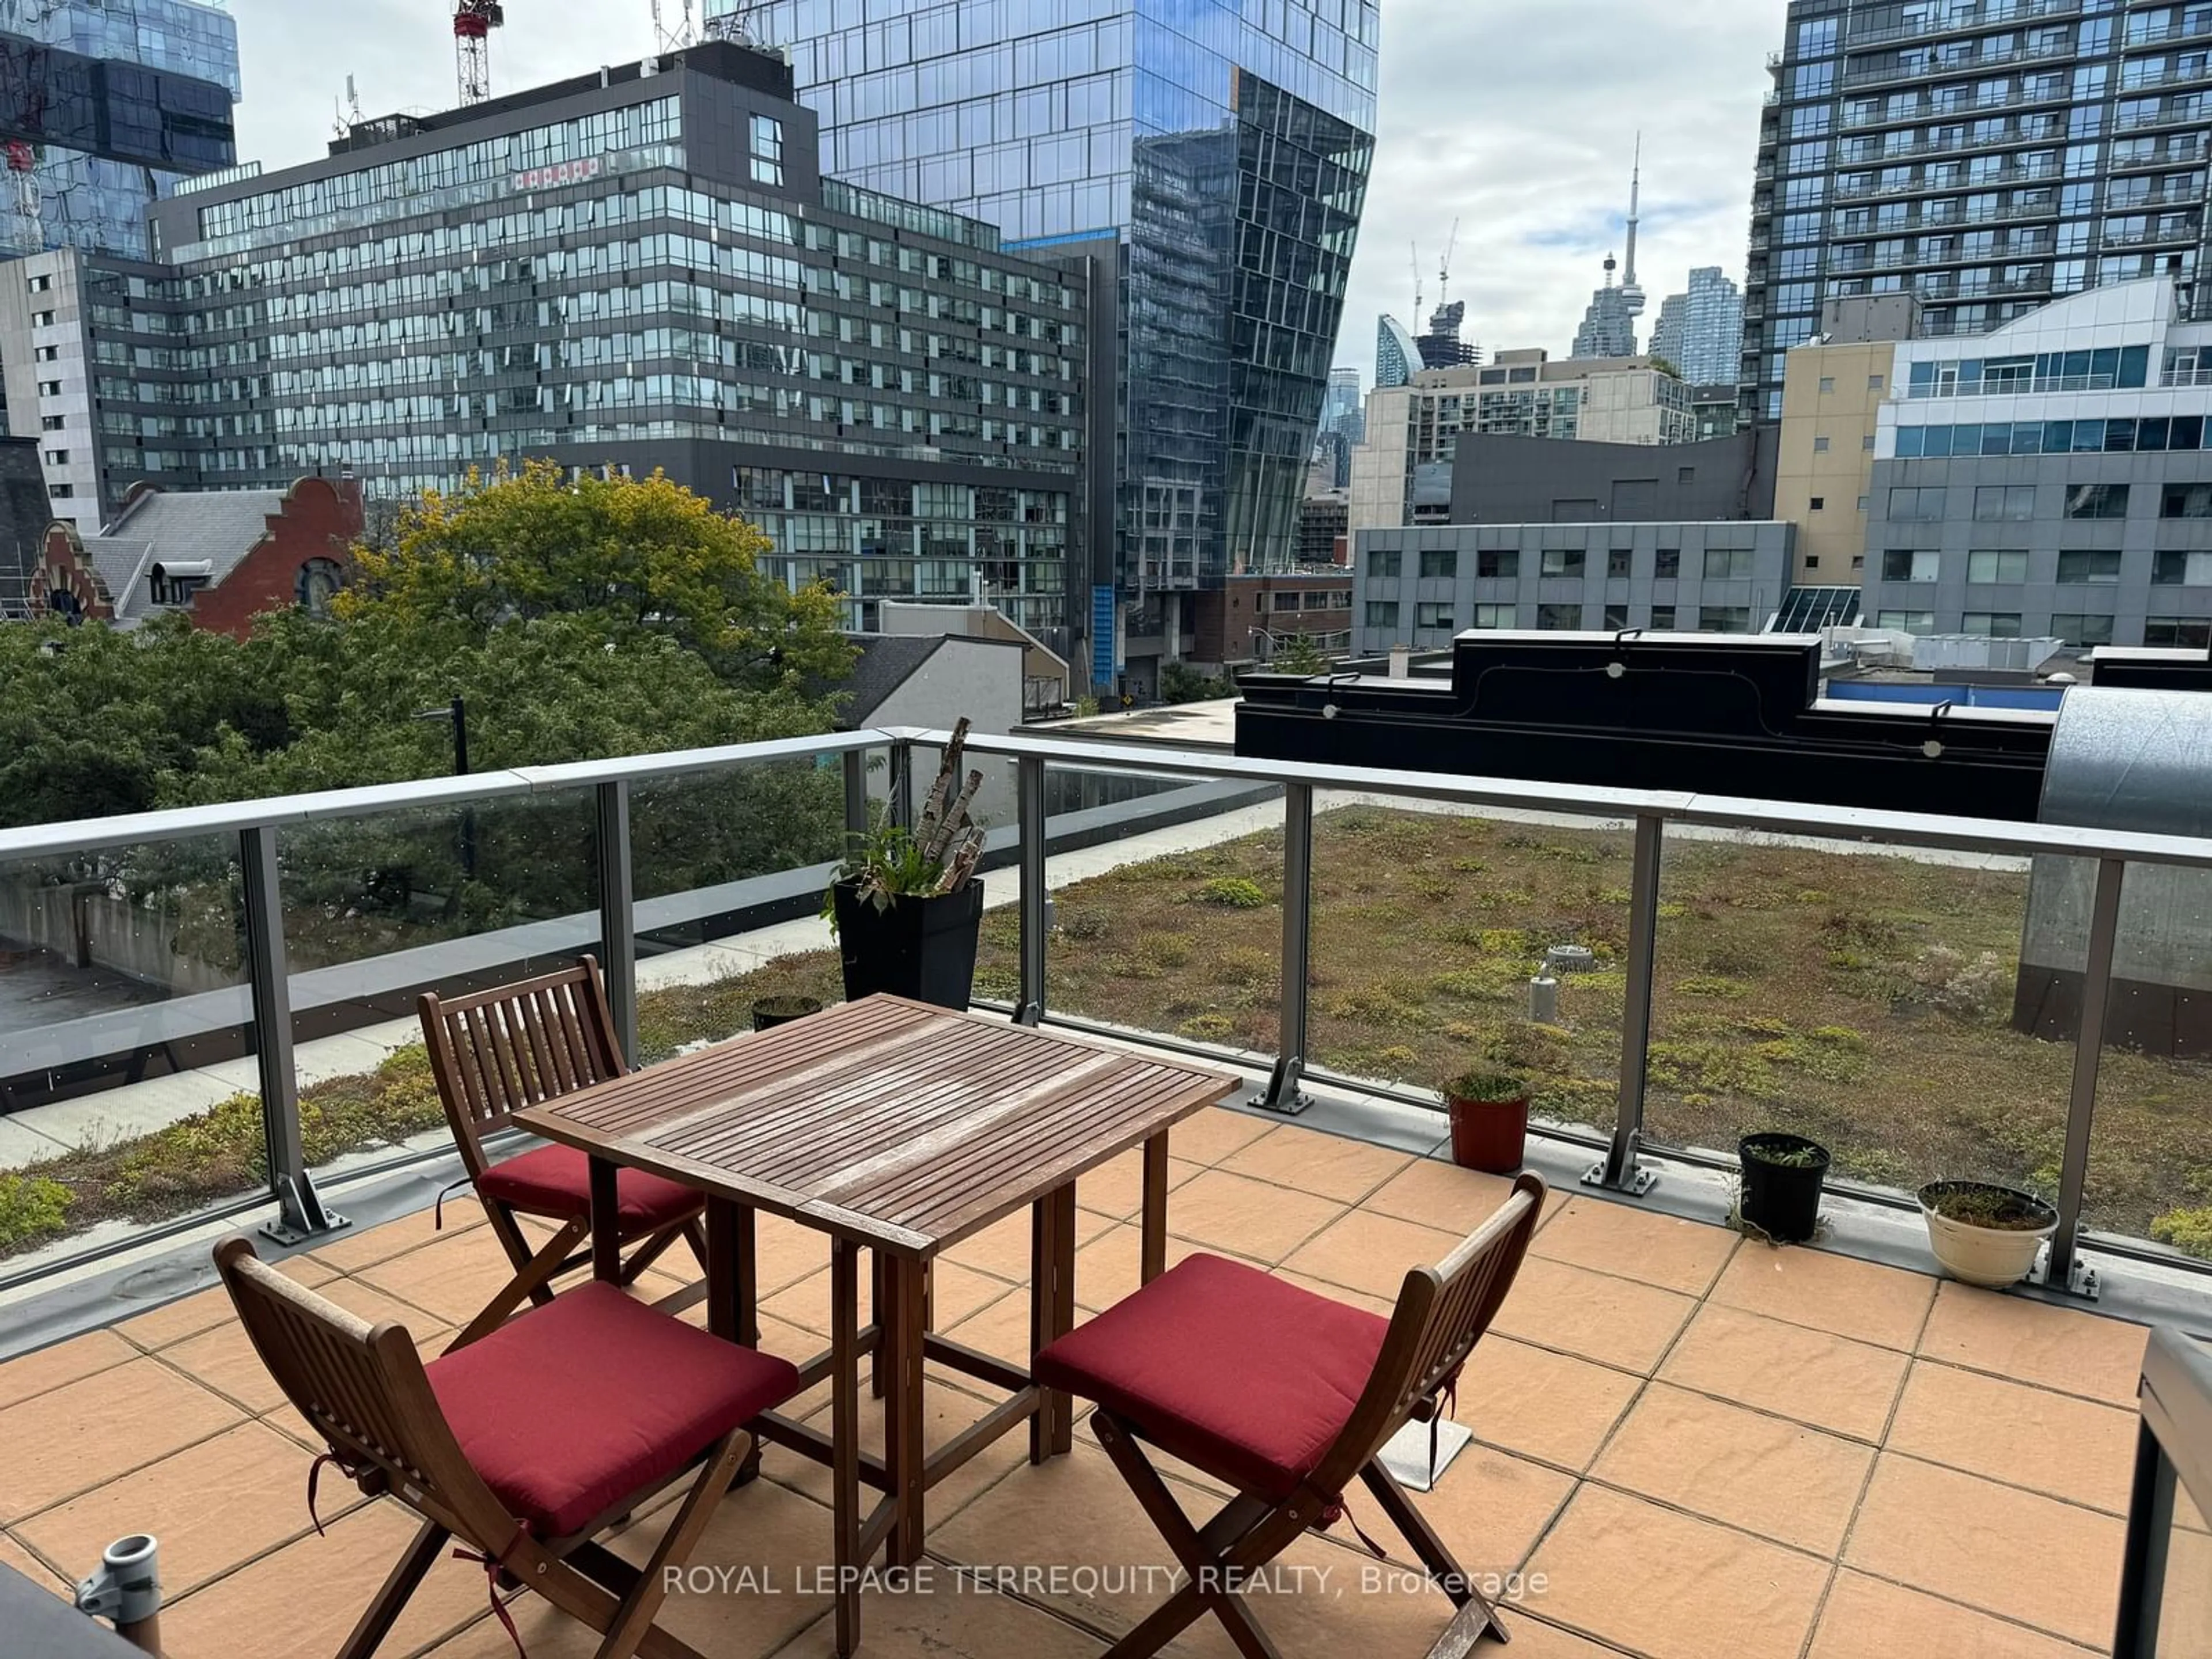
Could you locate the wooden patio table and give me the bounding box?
[513,993,1240,1655]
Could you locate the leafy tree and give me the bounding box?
[1160,662,1233,704]
[1271,634,1328,675]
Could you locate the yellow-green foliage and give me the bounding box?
[1195,876,1269,909]
[2153,1207,2212,1260]
[0,1174,73,1252]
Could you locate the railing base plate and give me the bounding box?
[1582,1160,1659,1197]
[1251,1086,1311,1117]
[2029,1251,2101,1302]
[260,1173,350,1246]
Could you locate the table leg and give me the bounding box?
[831,1238,861,1658]
[706,1199,764,1483]
[870,1250,889,1400]
[1141,1130,1171,1285]
[882,1253,927,1567]
[588,1156,621,1283]
[1030,1183,1077,1463]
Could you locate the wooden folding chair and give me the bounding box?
[419,959,707,1347]
[1036,1172,1548,1658]
[214,1236,801,1659]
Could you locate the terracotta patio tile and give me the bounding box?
[155,1498,494,1659]
[1072,1225,1248,1313]
[0,1529,66,1594]
[1532,1197,1738,1297]
[1219,1124,1416,1204]
[1147,1167,1349,1263]
[941,1205,1116,1283]
[938,1284,1038,1370]
[1524,1484,1828,1659]
[1808,1570,2102,1659]
[0,1330,137,1412]
[112,1283,237,1351]
[158,1278,441,1414]
[1487,1257,1696,1375]
[1710,1242,1936,1350]
[1590,1382,1873,1554]
[1399,1442,1577,1577]
[1271,1268,1395,1316]
[1074,1149,1206,1221]
[1844,1453,2124,1647]
[774,1376,1029,1522]
[354,1225,558,1328]
[1657,1302,1910,1442]
[307,1195,487,1273]
[1917,1281,2149,1407]
[1452,1336,1642,1472]
[1454,1617,1632,1658]
[1,1358,243,1522]
[1277,1207,1465,1302]
[1887,1360,2138,1514]
[16,1422,328,1597]
[1160,1529,1503,1659]
[1360,1158,1517,1234]
[2145,1523,2212,1653]
[770,1576,1108,1659]
[1161,1107,1276,1166]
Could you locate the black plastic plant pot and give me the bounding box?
[751,996,824,1032]
[832,878,985,1011]
[1738,1132,1833,1244]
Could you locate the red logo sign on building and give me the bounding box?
[510,156,605,192]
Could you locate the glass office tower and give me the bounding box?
[726,0,1377,684]
[0,0,241,257]
[1745,0,2212,423]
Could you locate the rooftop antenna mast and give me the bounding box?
[652,0,698,50]
[703,3,763,44]
[452,2,505,107]
[331,73,363,141]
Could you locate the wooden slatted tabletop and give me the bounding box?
[513,994,1240,1258]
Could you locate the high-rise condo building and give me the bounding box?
[1377,313,1421,388]
[1655,266,1747,386]
[1743,0,2212,425]
[718,0,1380,692]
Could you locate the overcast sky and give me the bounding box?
[226,0,1782,387]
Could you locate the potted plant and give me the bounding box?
[751,995,823,1031]
[1918,1180,2058,1287]
[1737,1132,1831,1244]
[828,719,989,1011]
[1441,1069,1531,1175]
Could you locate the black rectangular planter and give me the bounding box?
[831,879,984,1011]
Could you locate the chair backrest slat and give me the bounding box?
[1312,1173,1546,1498]
[418,958,627,1175]
[213,1237,513,1546]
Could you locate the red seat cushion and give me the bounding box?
[1033,1253,1390,1502]
[427,1281,799,1538]
[476,1144,702,1237]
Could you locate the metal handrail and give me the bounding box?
[7,719,2211,1303]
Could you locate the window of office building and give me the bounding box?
[1540,548,1586,578]
[1699,606,1753,633]
[2051,612,2116,646]
[1967,550,2029,583]
[1607,548,1631,579]
[751,115,785,187]
[2146,616,2212,648]
[1415,601,1456,629]
[1603,603,1629,629]
[1365,600,1399,628]
[2057,550,2123,584]
[1477,550,1518,579]
[1883,549,1941,582]
[1705,547,1756,580]
[1368,549,1402,579]
[1963,612,2024,637]
[1889,486,1946,521]
[1650,604,1677,629]
[2162,483,2212,518]
[1419,548,1457,579]
[2066,483,2129,519]
[1537,603,1582,630]
[1876,609,1936,634]
[1655,548,1681,578]
[2154,551,2212,585]
[1973,484,2037,521]
[1471,604,1515,629]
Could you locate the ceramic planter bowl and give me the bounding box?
[1919,1179,2058,1287]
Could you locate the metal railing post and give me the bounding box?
[842,747,870,842]
[1257,782,1313,1115]
[2043,855,2127,1300]
[596,780,638,1065]
[1016,755,1047,1026]
[1588,813,1663,1196]
[240,825,345,1243]
[888,741,915,830]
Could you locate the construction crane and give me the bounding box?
[453,1,505,107]
[1437,218,1461,312]
[1410,241,1423,321]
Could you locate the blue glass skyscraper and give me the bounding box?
[721,0,1377,688]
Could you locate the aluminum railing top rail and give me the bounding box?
[894,726,2212,874]
[0,728,899,862]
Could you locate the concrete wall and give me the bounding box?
[867,637,1027,829]
[0,880,234,997]
[1771,340,1896,586]
[1448,430,1770,525]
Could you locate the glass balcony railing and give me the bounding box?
[2,725,2209,1313]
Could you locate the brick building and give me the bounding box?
[1189,571,1354,671]
[31,476,364,637]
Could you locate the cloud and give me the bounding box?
[226,0,1779,385]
